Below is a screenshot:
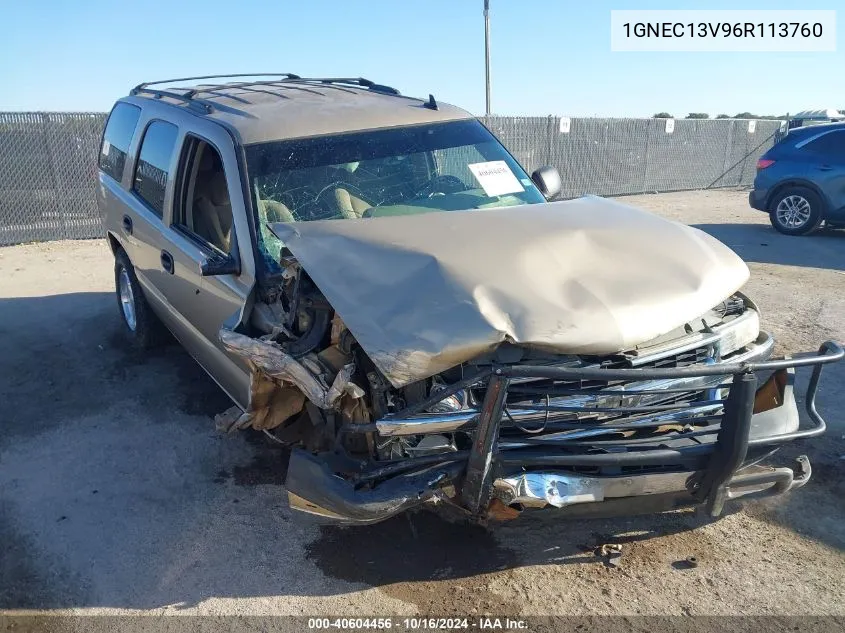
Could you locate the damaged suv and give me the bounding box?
[99,74,842,525]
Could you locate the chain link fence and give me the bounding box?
[482,116,784,199]
[0,112,107,245]
[0,112,783,246]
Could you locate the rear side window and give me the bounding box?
[133,120,178,217]
[802,131,845,161]
[99,103,141,182]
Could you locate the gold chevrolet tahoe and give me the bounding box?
[98,74,842,525]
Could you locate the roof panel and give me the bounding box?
[133,79,474,144]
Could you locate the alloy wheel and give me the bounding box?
[775,195,812,229]
[118,266,137,331]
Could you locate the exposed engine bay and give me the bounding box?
[219,256,471,459]
[218,255,764,485]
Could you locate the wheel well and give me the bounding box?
[106,232,122,255]
[766,180,828,214]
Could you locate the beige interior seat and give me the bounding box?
[254,185,295,261]
[322,163,372,219]
[259,197,295,223]
[193,151,233,252]
[331,187,371,219]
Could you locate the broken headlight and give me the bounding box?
[718,308,760,357]
[424,378,468,413]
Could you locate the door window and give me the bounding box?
[99,103,141,182]
[802,131,845,161]
[174,137,234,254]
[133,120,178,217]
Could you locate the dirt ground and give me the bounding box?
[1,189,844,617]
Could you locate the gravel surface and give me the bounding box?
[1,190,844,616]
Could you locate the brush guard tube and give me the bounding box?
[726,455,812,499]
[285,342,841,524]
[462,341,842,518]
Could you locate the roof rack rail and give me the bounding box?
[134,73,302,92]
[129,87,215,114]
[130,73,303,113]
[290,77,401,95]
[129,74,403,112]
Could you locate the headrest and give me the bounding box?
[208,171,229,206]
[198,148,219,172]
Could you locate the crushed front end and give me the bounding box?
[281,336,841,523]
[221,199,842,525]
[228,288,840,524]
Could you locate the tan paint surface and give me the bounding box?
[271,196,749,386]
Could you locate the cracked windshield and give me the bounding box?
[245,119,545,266]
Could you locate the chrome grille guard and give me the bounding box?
[289,341,842,523]
[453,341,843,517]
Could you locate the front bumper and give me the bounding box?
[286,340,842,524]
[492,450,812,514]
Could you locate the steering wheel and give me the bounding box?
[414,175,467,198]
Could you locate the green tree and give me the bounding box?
[652,112,673,118]
[716,114,731,119]
[734,112,757,119]
[685,113,709,119]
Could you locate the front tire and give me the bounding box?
[114,249,164,350]
[769,187,824,236]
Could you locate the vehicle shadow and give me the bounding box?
[691,223,845,271]
[0,284,726,613]
[740,437,845,554]
[0,292,230,441]
[304,502,727,586]
[1,291,842,613]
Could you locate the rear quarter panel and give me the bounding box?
[754,157,836,214]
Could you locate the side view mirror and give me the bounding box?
[200,253,240,277]
[531,166,562,200]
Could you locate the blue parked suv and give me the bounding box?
[749,122,845,235]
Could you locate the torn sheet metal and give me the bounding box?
[270,196,749,387]
[216,384,305,432]
[219,329,362,430]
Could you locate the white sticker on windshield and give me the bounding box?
[468,161,525,197]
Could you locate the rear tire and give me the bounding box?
[114,248,164,350]
[768,187,824,236]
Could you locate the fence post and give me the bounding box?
[641,119,652,193]
[41,113,69,239]
[717,121,734,189]
[545,115,555,170]
[737,123,748,186]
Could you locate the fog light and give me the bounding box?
[753,369,788,414]
[426,390,466,413]
[425,379,467,413]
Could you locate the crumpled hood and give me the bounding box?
[269,196,749,387]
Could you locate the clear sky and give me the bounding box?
[1,0,842,117]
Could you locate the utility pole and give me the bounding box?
[484,0,491,115]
